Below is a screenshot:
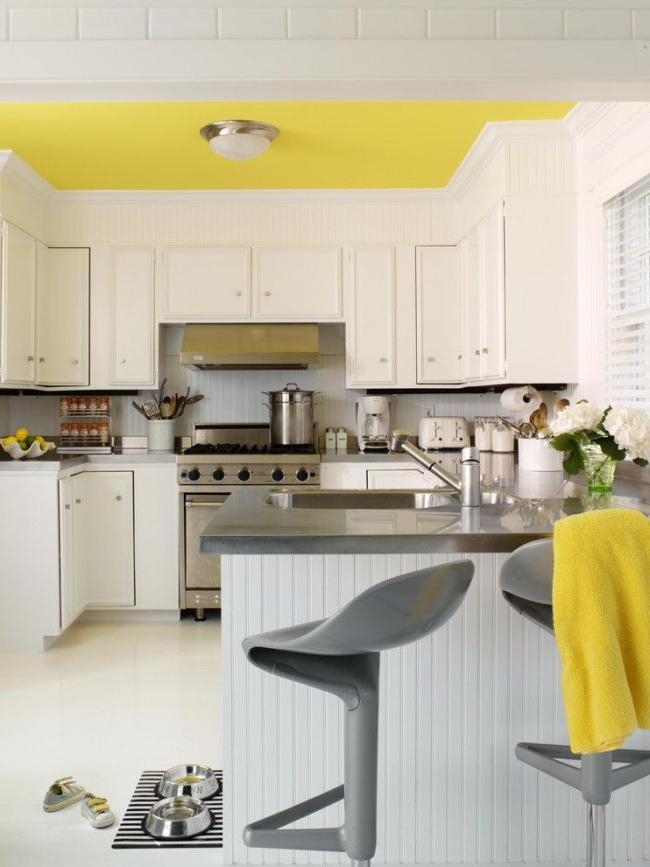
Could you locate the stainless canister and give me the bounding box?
[262,382,316,446]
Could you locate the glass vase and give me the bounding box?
[580,443,617,493]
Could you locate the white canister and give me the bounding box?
[147,419,176,452]
[517,437,564,472]
[491,425,515,453]
[474,418,495,452]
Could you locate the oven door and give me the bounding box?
[184,493,229,607]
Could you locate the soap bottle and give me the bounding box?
[336,427,348,452]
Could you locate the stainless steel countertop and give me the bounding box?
[200,474,650,555]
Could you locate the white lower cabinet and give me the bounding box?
[59,476,84,629]
[72,471,135,607]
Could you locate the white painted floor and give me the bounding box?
[0,619,223,867]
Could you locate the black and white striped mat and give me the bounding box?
[112,769,223,850]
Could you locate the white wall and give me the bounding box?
[3,325,507,440]
[574,103,650,407]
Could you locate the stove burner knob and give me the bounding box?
[271,468,284,483]
[212,468,225,481]
[188,468,201,482]
[238,467,251,482]
[295,467,309,482]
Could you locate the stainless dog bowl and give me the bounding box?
[156,764,221,800]
[144,796,212,840]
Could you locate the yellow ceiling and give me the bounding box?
[0,101,573,190]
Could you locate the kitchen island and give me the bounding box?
[203,479,650,867]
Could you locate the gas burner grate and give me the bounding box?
[184,442,317,456]
[112,769,223,850]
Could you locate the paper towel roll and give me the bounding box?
[500,386,542,413]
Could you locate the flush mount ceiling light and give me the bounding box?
[199,119,279,161]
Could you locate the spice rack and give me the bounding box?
[58,396,112,454]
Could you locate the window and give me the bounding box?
[605,175,650,406]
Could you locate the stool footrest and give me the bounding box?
[244,785,345,852]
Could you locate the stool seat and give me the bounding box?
[242,559,474,866]
[499,537,553,632]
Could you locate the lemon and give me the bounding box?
[35,435,46,448]
[2,435,17,447]
[15,427,29,443]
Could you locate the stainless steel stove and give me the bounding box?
[177,424,320,619]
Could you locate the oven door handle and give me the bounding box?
[186,500,227,508]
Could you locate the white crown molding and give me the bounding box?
[563,102,616,141]
[0,150,56,202]
[54,188,440,207]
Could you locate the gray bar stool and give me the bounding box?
[242,560,474,867]
[500,539,650,867]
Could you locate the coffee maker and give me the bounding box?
[356,396,391,453]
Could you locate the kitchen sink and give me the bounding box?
[264,488,519,510]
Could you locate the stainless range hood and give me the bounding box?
[180,324,320,371]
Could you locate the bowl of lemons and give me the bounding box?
[1,428,56,459]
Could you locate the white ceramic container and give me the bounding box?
[517,437,564,472]
[147,419,176,452]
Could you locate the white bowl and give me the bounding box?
[1,440,56,460]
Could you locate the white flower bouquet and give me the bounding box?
[549,401,650,490]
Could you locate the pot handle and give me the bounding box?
[284,382,300,390]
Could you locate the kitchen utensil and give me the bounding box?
[141,400,161,420]
[529,402,548,434]
[262,383,316,446]
[157,377,168,412]
[131,401,149,419]
[519,422,536,438]
[156,765,221,801]
[144,795,212,840]
[497,416,523,435]
[160,397,173,419]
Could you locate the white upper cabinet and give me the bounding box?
[416,246,462,383]
[160,246,250,321]
[345,246,396,387]
[36,246,89,386]
[461,202,506,382]
[110,247,156,386]
[253,247,342,319]
[1,221,36,385]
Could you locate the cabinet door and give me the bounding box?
[1,221,36,384]
[346,247,396,386]
[416,246,462,383]
[478,202,506,379]
[36,245,89,386]
[73,472,135,607]
[111,248,156,386]
[59,477,83,630]
[253,247,342,319]
[161,246,250,320]
[461,227,482,381]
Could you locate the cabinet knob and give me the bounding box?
[115,495,122,501]
[72,358,79,365]
[427,356,436,363]
[64,504,71,511]
[458,354,463,360]
[75,498,81,505]
[482,347,489,354]
[379,357,388,363]
[263,291,271,297]
[475,349,480,356]
[121,358,127,364]
[27,355,34,362]
[39,357,45,363]
[235,291,242,297]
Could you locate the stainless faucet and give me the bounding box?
[389,432,481,507]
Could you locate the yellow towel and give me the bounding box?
[553,508,650,754]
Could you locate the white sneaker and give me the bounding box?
[43,777,85,812]
[81,793,115,829]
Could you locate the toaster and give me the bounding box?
[418,415,469,450]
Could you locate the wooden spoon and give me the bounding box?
[530,402,548,432]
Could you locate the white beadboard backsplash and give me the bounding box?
[0,325,562,440]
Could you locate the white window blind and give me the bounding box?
[605,174,650,406]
